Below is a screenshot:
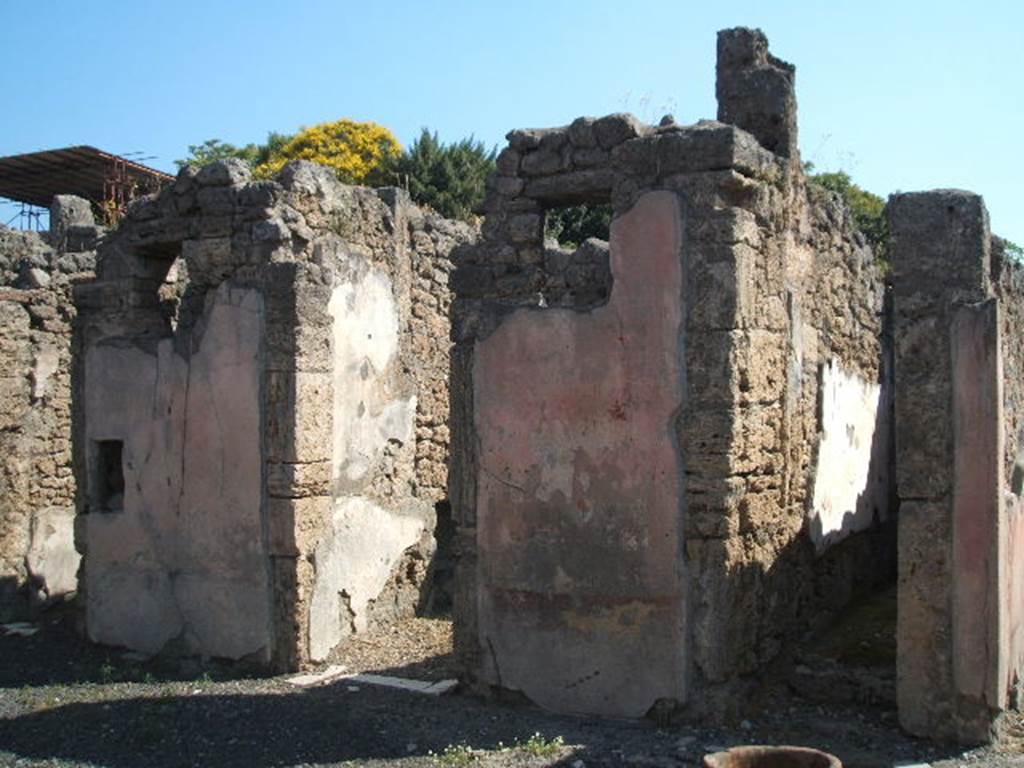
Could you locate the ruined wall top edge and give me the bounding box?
[0,193,99,289]
[83,158,472,294]
[480,27,798,217]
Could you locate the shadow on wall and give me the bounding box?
[689,505,897,714]
[0,576,20,622]
[418,500,456,617]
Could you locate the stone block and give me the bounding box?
[523,170,616,205]
[571,146,610,169]
[267,495,331,556]
[520,149,566,176]
[593,113,645,149]
[687,253,754,330]
[506,127,550,152]
[894,377,952,500]
[49,195,95,249]
[567,116,597,148]
[182,237,232,285]
[716,27,798,157]
[196,186,238,215]
[488,176,523,196]
[267,460,332,498]
[614,125,775,180]
[507,213,542,243]
[898,499,954,737]
[265,319,332,372]
[196,158,252,188]
[495,148,520,175]
[266,371,333,463]
[890,190,991,316]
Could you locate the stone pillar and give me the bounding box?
[263,262,334,671]
[49,195,97,251]
[890,190,1005,742]
[716,27,798,158]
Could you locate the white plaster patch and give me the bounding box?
[30,344,59,400]
[810,359,883,551]
[338,673,458,696]
[328,269,414,486]
[25,506,80,606]
[286,664,349,687]
[308,497,426,661]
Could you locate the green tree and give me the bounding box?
[807,170,888,260]
[252,131,291,167]
[382,129,496,221]
[176,123,393,183]
[545,204,613,249]
[175,138,260,169]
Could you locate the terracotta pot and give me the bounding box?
[703,745,842,768]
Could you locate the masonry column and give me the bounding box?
[716,27,798,158]
[890,190,1006,742]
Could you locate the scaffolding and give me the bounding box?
[0,145,173,229]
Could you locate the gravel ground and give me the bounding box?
[1,614,1023,768]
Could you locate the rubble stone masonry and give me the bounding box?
[0,199,97,620]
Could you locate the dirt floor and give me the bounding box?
[1,609,1023,768]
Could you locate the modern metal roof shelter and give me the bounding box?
[0,145,173,222]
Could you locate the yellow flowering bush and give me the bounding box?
[254,119,402,184]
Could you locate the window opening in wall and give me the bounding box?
[94,440,125,513]
[137,242,187,333]
[544,203,612,250]
[541,199,614,309]
[157,256,188,331]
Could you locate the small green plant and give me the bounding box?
[517,732,565,757]
[806,169,888,262]
[1006,240,1024,265]
[99,662,115,684]
[428,743,479,765]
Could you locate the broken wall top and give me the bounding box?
[75,158,473,338]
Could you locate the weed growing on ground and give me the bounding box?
[429,743,479,765]
[516,732,565,757]
[427,733,567,764]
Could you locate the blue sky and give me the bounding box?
[1,1,1020,243]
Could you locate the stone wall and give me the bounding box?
[891,191,1024,742]
[0,204,96,620]
[450,28,893,720]
[74,160,470,668]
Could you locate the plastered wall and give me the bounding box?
[75,160,471,668]
[450,28,893,720]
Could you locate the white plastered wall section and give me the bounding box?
[307,261,427,662]
[809,358,889,551]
